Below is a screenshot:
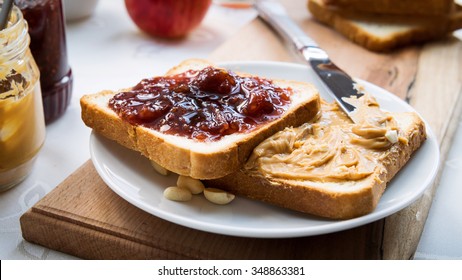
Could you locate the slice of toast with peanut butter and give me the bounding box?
[205,96,426,219]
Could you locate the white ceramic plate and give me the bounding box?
[90,61,440,238]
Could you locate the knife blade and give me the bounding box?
[254,0,363,121]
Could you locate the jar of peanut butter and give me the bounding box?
[0,5,46,191]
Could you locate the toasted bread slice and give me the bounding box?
[81,59,320,179]
[308,0,462,52]
[205,100,426,219]
[322,0,456,16]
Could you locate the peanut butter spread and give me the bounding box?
[245,95,408,183]
[1,11,30,100]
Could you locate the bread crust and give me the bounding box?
[205,113,426,219]
[309,0,462,52]
[322,0,455,16]
[81,60,320,179]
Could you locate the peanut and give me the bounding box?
[163,186,192,202]
[204,188,235,205]
[150,160,169,176]
[177,175,205,194]
[385,129,398,144]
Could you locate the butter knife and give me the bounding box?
[255,0,363,120]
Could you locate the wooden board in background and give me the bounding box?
[21,161,383,259]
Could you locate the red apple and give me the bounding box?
[125,0,212,38]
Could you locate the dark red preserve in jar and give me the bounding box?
[15,0,73,123]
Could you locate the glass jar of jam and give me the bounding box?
[0,5,46,191]
[15,0,73,123]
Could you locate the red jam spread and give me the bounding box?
[109,67,292,141]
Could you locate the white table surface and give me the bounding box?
[0,0,460,260]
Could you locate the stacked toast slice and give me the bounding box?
[308,0,462,51]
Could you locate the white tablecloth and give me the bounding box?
[0,0,460,260]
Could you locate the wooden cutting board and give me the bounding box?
[20,0,462,259]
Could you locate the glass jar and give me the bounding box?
[0,5,46,191]
[15,0,73,123]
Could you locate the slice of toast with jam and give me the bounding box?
[81,59,320,179]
